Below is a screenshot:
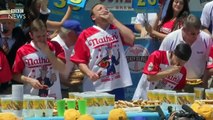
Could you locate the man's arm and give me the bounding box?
[101,12,135,46]
[13,73,44,89]
[47,5,73,31]
[135,24,149,37]
[37,42,65,72]
[147,66,181,81]
[202,27,213,38]
[78,63,100,81]
[111,18,135,46]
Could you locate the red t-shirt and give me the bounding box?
[159,19,176,34]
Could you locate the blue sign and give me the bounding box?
[124,38,161,100]
[132,0,159,13]
[67,0,87,8]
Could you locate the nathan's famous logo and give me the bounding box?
[125,45,149,73]
[87,33,119,48]
[9,9,26,20]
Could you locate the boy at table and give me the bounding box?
[133,43,192,100]
[12,19,65,99]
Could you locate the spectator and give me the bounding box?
[134,0,166,38]
[12,19,65,99]
[133,43,191,100]
[159,14,212,92]
[200,1,213,37]
[70,3,135,100]
[52,20,83,98]
[0,10,27,93]
[145,0,190,40]
[22,0,73,41]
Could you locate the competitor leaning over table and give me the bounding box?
[12,19,65,99]
[133,43,192,100]
[70,3,135,100]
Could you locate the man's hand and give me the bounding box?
[36,41,49,53]
[28,78,47,89]
[40,0,49,12]
[87,71,100,81]
[168,65,182,75]
[145,22,153,34]
[100,11,116,24]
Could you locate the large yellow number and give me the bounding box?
[70,0,82,4]
[137,0,145,7]
[54,0,66,8]
[148,0,157,6]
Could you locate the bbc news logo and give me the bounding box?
[9,9,26,19]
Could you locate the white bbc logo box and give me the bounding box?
[10,9,24,14]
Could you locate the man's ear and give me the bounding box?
[182,27,187,33]
[91,15,96,21]
[29,32,33,39]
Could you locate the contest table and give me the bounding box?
[26,111,169,120]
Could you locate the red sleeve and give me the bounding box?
[0,51,12,83]
[174,67,187,90]
[70,31,90,64]
[12,49,25,74]
[143,51,162,75]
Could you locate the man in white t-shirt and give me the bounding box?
[200,1,213,36]
[159,14,212,92]
[12,19,65,99]
[70,3,135,100]
[52,20,82,97]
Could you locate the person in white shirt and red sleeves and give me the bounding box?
[133,43,192,100]
[12,19,65,99]
[70,3,135,100]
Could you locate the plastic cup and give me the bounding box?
[185,93,195,104]
[147,90,153,100]
[12,99,23,117]
[205,89,213,100]
[78,99,87,115]
[158,91,167,103]
[166,92,177,104]
[56,100,65,116]
[33,97,46,117]
[176,93,188,105]
[68,92,79,99]
[151,90,159,100]
[67,100,76,109]
[1,97,12,113]
[194,87,204,100]
[45,97,55,117]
